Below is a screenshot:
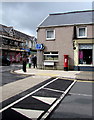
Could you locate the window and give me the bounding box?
[79,44,92,65]
[10,40,14,46]
[3,38,9,45]
[77,27,87,38]
[14,41,18,46]
[46,29,55,40]
[9,31,13,36]
[44,51,58,61]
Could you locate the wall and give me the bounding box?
[37,26,74,70]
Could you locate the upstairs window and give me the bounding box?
[3,38,9,45]
[77,27,87,38]
[46,29,55,40]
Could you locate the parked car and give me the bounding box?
[0,56,11,66]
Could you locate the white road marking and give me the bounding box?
[0,77,58,113]
[12,108,44,119]
[44,87,92,97]
[32,96,56,105]
[40,80,77,119]
[69,92,92,97]
[43,87,64,93]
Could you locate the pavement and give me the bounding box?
[1,67,93,103]
[14,67,94,81]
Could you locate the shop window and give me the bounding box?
[46,29,55,40]
[79,45,92,65]
[44,51,58,61]
[77,27,87,38]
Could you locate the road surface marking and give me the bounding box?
[43,87,92,97]
[59,77,94,83]
[43,87,64,93]
[76,79,94,83]
[69,92,92,97]
[37,73,58,77]
[32,96,56,105]
[40,80,77,119]
[0,77,58,113]
[12,108,44,119]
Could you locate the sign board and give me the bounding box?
[36,44,44,50]
[20,48,30,52]
[44,61,54,66]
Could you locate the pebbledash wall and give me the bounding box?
[37,10,94,71]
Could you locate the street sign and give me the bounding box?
[36,44,44,50]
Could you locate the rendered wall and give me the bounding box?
[37,26,74,70]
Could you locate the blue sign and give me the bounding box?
[36,44,44,50]
[20,48,30,52]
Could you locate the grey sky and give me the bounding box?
[0,2,92,37]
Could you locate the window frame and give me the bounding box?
[46,29,55,40]
[77,27,87,38]
[44,51,59,61]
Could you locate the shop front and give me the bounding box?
[74,42,94,71]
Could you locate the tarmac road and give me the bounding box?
[48,81,93,119]
[1,71,32,86]
[0,77,93,120]
[0,66,93,119]
[0,64,32,86]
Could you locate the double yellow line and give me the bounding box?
[59,77,94,83]
[36,73,94,83]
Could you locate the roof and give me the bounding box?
[38,10,94,28]
[0,24,35,41]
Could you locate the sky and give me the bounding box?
[0,1,93,37]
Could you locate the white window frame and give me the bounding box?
[44,51,58,61]
[77,27,87,38]
[46,29,55,40]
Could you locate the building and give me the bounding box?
[37,10,94,71]
[0,24,37,63]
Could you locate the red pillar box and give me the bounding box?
[64,55,68,71]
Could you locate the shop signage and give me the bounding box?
[20,48,30,52]
[79,44,93,49]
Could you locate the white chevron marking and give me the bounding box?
[32,96,56,105]
[12,108,44,119]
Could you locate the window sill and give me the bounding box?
[77,36,87,38]
[44,60,58,62]
[46,38,55,41]
[78,64,93,66]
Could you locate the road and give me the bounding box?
[0,64,32,86]
[0,65,93,119]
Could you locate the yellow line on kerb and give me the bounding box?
[36,73,94,83]
[76,79,94,83]
[36,73,58,77]
[59,77,94,83]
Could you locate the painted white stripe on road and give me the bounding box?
[12,108,44,119]
[69,92,92,97]
[40,80,77,119]
[43,87,92,97]
[32,96,56,105]
[43,87,64,93]
[0,77,59,113]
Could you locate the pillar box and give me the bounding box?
[64,55,68,71]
